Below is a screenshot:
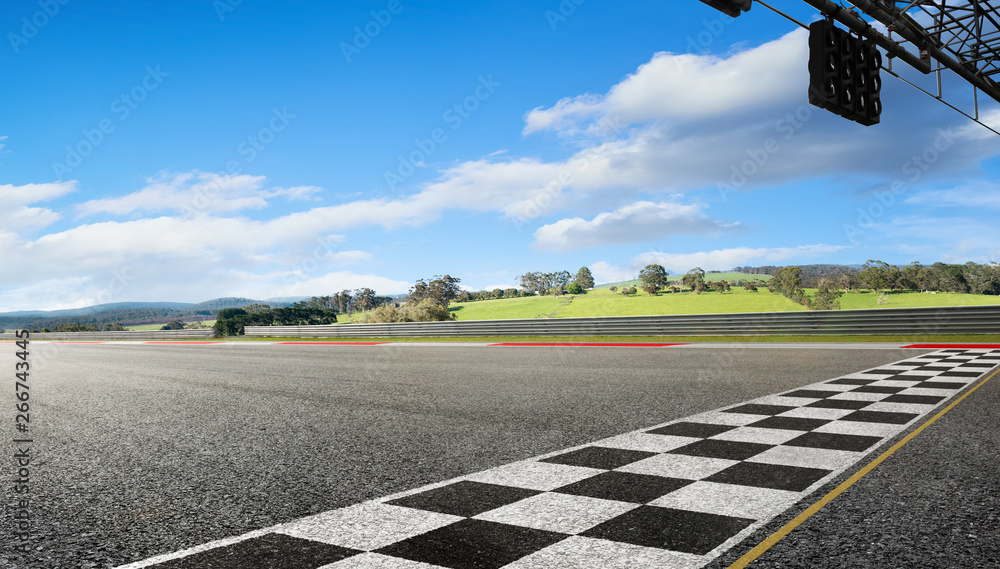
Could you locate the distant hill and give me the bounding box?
[180,297,264,315]
[264,296,312,305]
[0,297,296,331]
[0,301,193,319]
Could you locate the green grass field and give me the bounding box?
[445,285,1000,321]
[832,291,1000,310]
[125,319,215,331]
[447,285,804,321]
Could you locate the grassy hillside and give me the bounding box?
[445,286,1000,321]
[828,291,1000,310]
[323,283,1000,324]
[448,285,804,321]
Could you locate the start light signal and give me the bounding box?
[808,19,883,126]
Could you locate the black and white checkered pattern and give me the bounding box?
[117,349,1000,569]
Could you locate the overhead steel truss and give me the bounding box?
[801,1,1000,105]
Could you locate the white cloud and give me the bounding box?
[326,250,372,264]
[590,261,639,284]
[636,245,849,272]
[532,201,742,252]
[0,181,77,232]
[0,275,96,313]
[523,31,806,135]
[226,269,411,300]
[906,184,1000,209]
[75,171,323,217]
[955,108,1000,140]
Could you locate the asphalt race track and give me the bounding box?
[1,342,997,568]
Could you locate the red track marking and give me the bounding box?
[902,344,1000,349]
[142,341,223,345]
[489,342,689,347]
[274,341,387,345]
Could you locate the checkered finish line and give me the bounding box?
[117,349,1000,569]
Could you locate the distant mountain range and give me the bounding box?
[0,296,311,331]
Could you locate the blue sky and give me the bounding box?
[2,0,999,311]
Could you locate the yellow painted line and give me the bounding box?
[728,364,1000,569]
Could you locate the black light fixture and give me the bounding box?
[697,0,752,18]
[808,19,882,125]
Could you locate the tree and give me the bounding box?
[332,290,353,313]
[160,320,186,330]
[682,267,706,293]
[575,266,595,289]
[813,279,843,310]
[353,288,378,312]
[771,266,812,308]
[355,298,456,323]
[408,275,462,306]
[638,264,668,294]
[543,271,572,294]
[566,282,584,294]
[931,262,968,293]
[213,308,247,336]
[216,308,248,321]
[609,286,618,294]
[964,261,1000,295]
[102,322,126,331]
[859,260,893,293]
[517,272,547,295]
[900,262,923,291]
[771,266,803,297]
[838,272,860,292]
[243,303,271,313]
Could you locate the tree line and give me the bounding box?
[737,261,1000,294]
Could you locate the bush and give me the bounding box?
[566,282,584,294]
[354,298,456,323]
[160,320,186,330]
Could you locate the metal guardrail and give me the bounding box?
[244,305,1000,337]
[0,329,217,340]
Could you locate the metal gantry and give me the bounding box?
[701,1,1000,127]
[846,1,1000,105]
